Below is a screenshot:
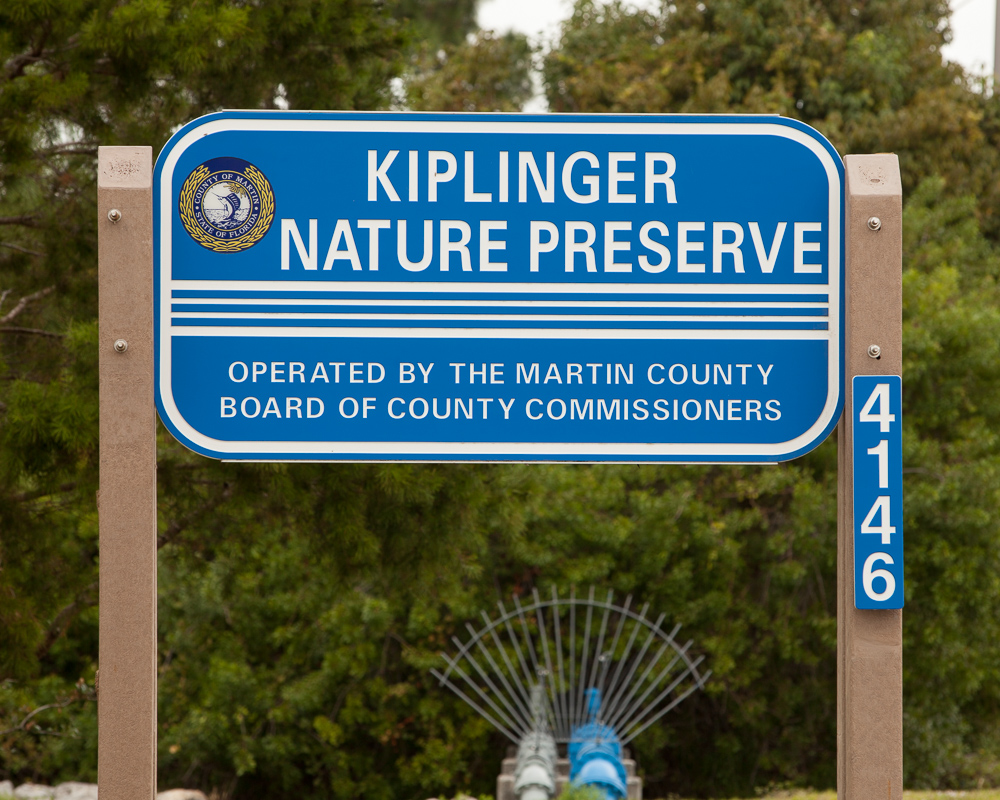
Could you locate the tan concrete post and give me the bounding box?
[837,154,903,800]
[97,146,157,800]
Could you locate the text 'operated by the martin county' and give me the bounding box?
[217,357,782,426]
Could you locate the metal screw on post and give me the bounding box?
[867,216,882,232]
[868,344,882,359]
[114,339,128,354]
[108,208,122,223]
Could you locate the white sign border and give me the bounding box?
[155,113,843,462]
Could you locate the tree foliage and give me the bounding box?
[3,0,1000,797]
[407,30,534,112]
[537,0,1000,791]
[391,0,481,46]
[543,0,1000,238]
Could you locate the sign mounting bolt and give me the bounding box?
[867,216,881,232]
[114,339,128,353]
[867,344,881,359]
[108,208,122,223]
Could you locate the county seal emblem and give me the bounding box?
[179,157,275,253]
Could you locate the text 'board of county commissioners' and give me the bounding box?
[153,112,844,462]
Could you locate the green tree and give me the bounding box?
[153,462,530,798]
[407,30,534,112]
[1,0,538,794]
[543,0,1000,238]
[0,0,402,787]
[391,0,481,46]
[536,0,1000,793]
[6,0,1000,797]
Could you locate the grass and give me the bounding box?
[689,793,1000,800]
[5,789,1000,800]
[906,794,1000,800]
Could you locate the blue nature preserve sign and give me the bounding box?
[153,112,844,462]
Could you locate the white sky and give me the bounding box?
[945,0,995,75]
[479,0,996,80]
[479,0,588,43]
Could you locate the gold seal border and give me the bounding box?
[179,164,275,253]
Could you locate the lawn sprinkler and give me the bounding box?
[431,588,710,800]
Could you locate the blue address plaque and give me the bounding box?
[853,375,904,609]
[153,112,845,462]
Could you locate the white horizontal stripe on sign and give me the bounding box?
[169,325,832,340]
[170,311,826,323]
[170,297,828,310]
[168,279,828,296]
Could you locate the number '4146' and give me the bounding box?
[852,376,903,609]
